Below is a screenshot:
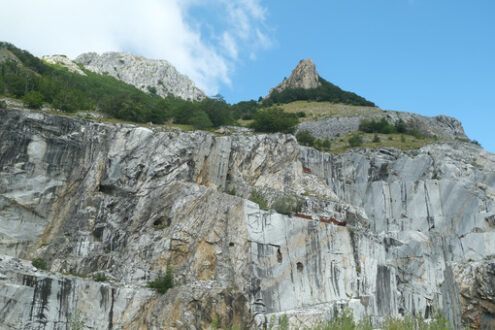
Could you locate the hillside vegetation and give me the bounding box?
[0,42,459,154]
[0,42,233,128]
[279,100,382,122]
[263,77,375,107]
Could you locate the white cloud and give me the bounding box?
[0,0,271,95]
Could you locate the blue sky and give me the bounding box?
[212,1,495,152]
[1,0,493,152]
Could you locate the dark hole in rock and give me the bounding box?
[296,262,303,272]
[277,248,282,263]
[229,242,235,247]
[153,217,171,228]
[424,305,432,319]
[92,226,105,240]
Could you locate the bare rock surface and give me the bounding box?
[268,59,321,97]
[74,52,205,101]
[42,55,87,75]
[0,108,494,329]
[298,109,468,140]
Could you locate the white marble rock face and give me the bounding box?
[0,108,494,329]
[74,52,206,101]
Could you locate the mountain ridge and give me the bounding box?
[75,51,205,101]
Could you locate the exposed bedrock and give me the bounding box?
[0,108,493,329]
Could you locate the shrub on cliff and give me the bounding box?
[296,130,316,146]
[32,258,48,270]
[147,265,174,294]
[272,197,303,215]
[249,189,269,210]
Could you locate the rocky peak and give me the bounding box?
[268,58,321,96]
[75,51,206,101]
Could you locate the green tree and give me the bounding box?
[231,100,259,120]
[188,110,213,129]
[199,98,233,127]
[296,130,316,146]
[250,107,299,134]
[321,138,331,151]
[348,134,363,147]
[23,90,44,108]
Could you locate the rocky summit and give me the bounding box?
[70,52,206,101]
[268,59,321,97]
[0,105,494,329]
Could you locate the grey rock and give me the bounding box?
[455,261,495,329]
[0,108,493,329]
[267,59,321,97]
[298,109,468,140]
[75,52,206,101]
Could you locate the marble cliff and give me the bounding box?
[0,107,494,329]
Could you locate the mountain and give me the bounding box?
[0,106,494,329]
[264,58,375,107]
[1,43,494,329]
[74,52,205,101]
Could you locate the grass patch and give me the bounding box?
[312,306,450,330]
[92,272,108,282]
[330,132,442,154]
[280,101,382,122]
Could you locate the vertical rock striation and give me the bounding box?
[0,108,494,329]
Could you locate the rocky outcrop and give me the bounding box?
[41,55,87,75]
[298,109,468,140]
[0,108,494,329]
[75,52,205,101]
[456,261,495,329]
[268,59,321,97]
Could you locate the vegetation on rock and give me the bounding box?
[31,258,48,270]
[249,189,269,210]
[92,273,108,282]
[263,77,375,107]
[359,118,424,138]
[296,130,331,151]
[0,42,233,129]
[272,196,303,215]
[147,265,174,294]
